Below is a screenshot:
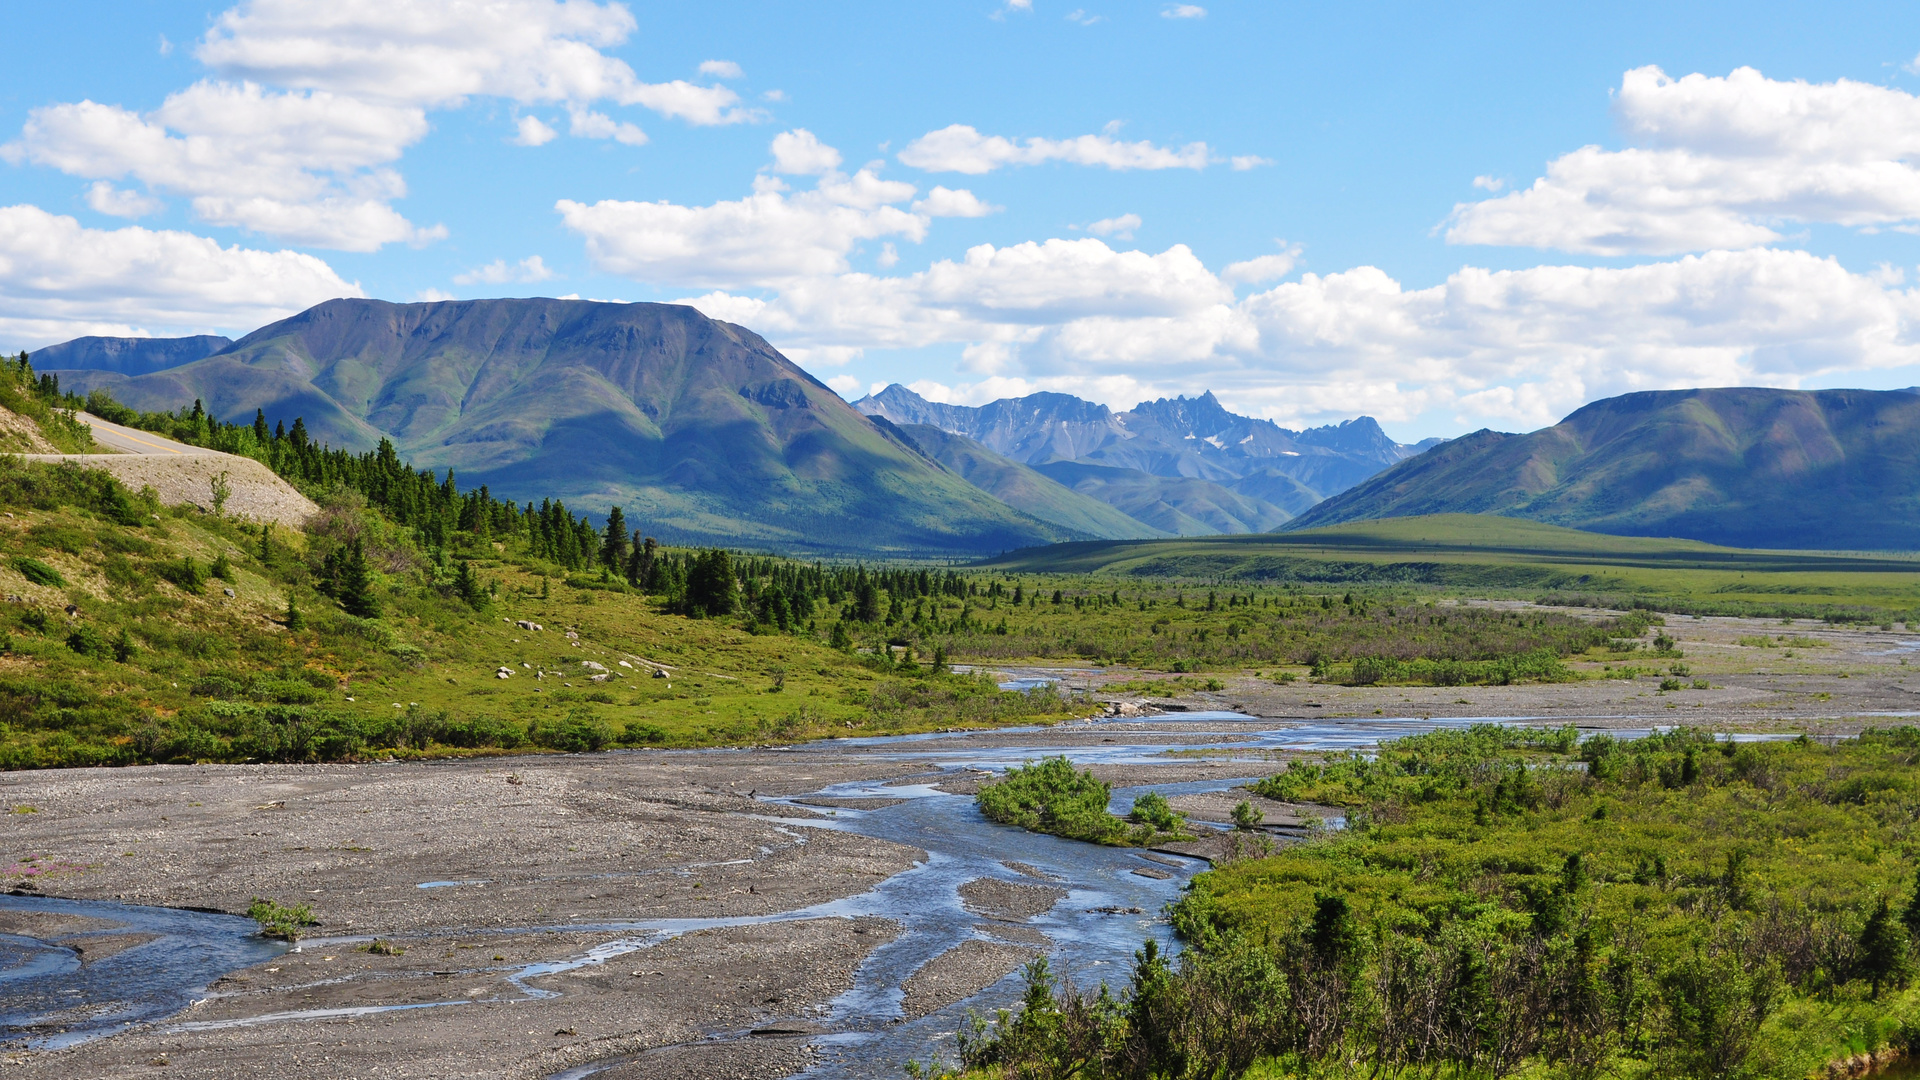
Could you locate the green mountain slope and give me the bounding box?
[1032,460,1294,535]
[54,298,1065,556]
[1284,387,1920,550]
[892,423,1165,540]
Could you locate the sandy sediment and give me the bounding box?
[958,877,1067,922]
[900,939,1045,1020]
[14,917,899,1080]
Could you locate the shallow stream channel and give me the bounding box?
[0,703,1725,1076]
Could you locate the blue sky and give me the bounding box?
[5,0,1920,441]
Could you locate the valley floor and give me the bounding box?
[0,611,1912,1079]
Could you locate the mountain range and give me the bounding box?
[34,301,1920,553]
[855,384,1437,536]
[37,298,1434,554]
[1287,386,1920,550]
[43,299,1079,556]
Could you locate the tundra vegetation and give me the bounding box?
[931,726,1920,1080]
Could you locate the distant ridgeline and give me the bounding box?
[856,383,1440,538]
[31,299,1098,557]
[30,298,1439,555]
[1287,386,1920,550]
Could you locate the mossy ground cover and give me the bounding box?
[942,726,1920,1079]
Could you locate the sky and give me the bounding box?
[5,1,1920,442]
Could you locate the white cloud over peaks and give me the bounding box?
[770,129,842,175]
[898,124,1214,174]
[0,204,360,345]
[1449,66,1920,255]
[453,255,556,286]
[2,82,441,251]
[674,235,1920,429]
[559,168,1000,289]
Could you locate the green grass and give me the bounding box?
[980,514,1920,621]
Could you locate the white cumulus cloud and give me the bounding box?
[0,203,361,345]
[1086,213,1141,239]
[698,60,744,79]
[85,181,164,219]
[669,228,1920,430]
[196,0,756,123]
[1450,66,1920,255]
[568,108,648,145]
[453,255,556,286]
[912,186,999,218]
[558,169,939,289]
[898,124,1215,174]
[3,0,765,252]
[2,82,441,251]
[770,129,842,175]
[513,115,558,146]
[1162,4,1206,17]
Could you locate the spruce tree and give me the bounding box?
[1903,865,1920,945]
[600,507,629,570]
[686,549,736,617]
[1859,895,1911,997]
[453,560,487,610]
[337,539,380,619]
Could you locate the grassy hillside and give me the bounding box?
[1286,387,1920,550]
[980,514,1920,620]
[894,423,1164,540]
[52,299,1064,557]
[0,455,1084,769]
[1033,461,1294,535]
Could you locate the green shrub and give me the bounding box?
[11,557,63,587]
[1127,790,1184,832]
[157,556,206,593]
[64,626,112,661]
[246,897,317,941]
[978,756,1130,845]
[531,715,611,754]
